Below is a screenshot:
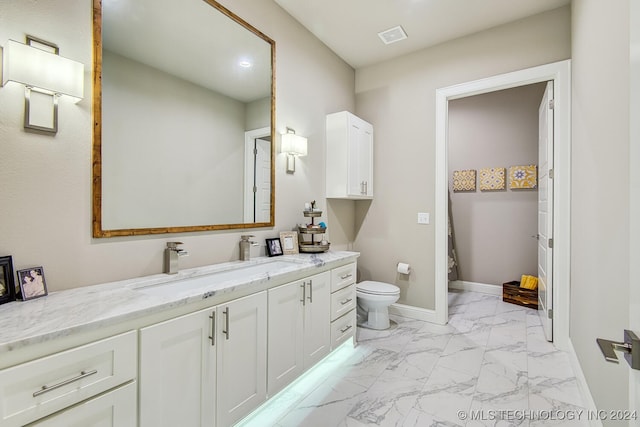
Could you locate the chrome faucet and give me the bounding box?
[164,242,188,274]
[239,235,258,261]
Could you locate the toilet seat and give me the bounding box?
[356,281,400,295]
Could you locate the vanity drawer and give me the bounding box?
[0,330,137,427]
[330,284,356,321]
[330,311,355,350]
[331,263,356,292]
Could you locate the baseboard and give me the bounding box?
[567,339,602,427]
[448,280,502,296]
[389,303,437,323]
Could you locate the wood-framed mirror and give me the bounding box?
[92,0,275,237]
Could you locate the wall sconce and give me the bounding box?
[1,36,84,134]
[281,127,308,174]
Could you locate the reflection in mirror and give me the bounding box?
[93,0,275,237]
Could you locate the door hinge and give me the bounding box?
[548,238,554,249]
[253,186,257,194]
[548,308,553,319]
[549,99,555,109]
[549,169,554,179]
[254,148,258,155]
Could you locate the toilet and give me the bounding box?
[356,281,401,330]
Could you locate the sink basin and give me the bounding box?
[132,260,300,297]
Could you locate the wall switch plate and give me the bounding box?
[417,212,430,224]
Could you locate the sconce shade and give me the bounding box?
[2,40,84,99]
[281,133,308,157]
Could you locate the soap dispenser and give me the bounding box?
[239,235,257,261]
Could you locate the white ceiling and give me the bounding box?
[102,0,272,103]
[273,0,570,69]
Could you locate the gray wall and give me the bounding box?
[353,6,571,309]
[448,84,544,286]
[0,0,355,291]
[571,0,631,416]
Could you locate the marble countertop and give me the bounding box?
[0,251,359,354]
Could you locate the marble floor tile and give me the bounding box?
[243,291,587,427]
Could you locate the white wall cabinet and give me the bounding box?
[326,111,374,199]
[267,271,331,396]
[139,292,267,427]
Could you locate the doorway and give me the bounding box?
[434,60,571,350]
[244,127,272,223]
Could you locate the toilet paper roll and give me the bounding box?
[397,262,411,275]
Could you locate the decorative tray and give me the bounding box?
[303,210,322,218]
[298,226,327,234]
[299,242,330,253]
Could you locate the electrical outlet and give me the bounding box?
[417,212,430,224]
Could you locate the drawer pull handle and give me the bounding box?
[340,325,353,333]
[340,298,353,305]
[33,369,98,397]
[340,273,353,280]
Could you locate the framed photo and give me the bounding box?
[17,267,48,301]
[279,231,299,255]
[266,238,283,257]
[0,256,16,306]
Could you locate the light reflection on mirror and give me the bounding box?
[92,0,275,237]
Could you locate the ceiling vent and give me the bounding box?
[377,25,408,45]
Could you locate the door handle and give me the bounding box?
[596,330,640,369]
[307,280,313,303]
[222,307,230,340]
[300,282,306,306]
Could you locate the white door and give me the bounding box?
[139,308,216,427]
[216,291,267,427]
[538,81,554,341]
[267,281,304,396]
[303,272,331,368]
[630,0,640,414]
[243,127,271,223]
[347,121,363,196]
[255,137,271,223]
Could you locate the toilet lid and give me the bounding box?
[356,281,400,295]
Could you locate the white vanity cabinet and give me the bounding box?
[139,308,216,427]
[326,111,374,199]
[330,263,357,349]
[28,382,137,427]
[267,271,331,395]
[215,291,267,427]
[139,291,267,427]
[0,331,137,427]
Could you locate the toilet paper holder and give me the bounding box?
[397,262,411,275]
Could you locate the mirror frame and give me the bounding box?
[92,0,276,238]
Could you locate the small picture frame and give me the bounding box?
[0,256,16,306]
[266,238,283,257]
[279,231,299,255]
[17,267,48,301]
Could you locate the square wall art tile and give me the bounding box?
[452,170,476,192]
[509,165,537,189]
[479,167,506,191]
